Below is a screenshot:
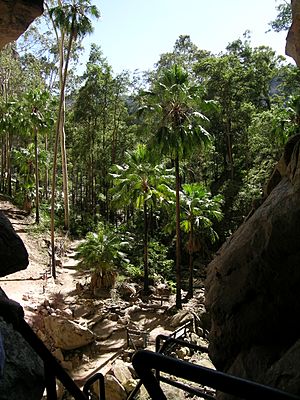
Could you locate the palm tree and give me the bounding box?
[47,0,100,277]
[76,222,127,294]
[20,88,54,223]
[181,183,223,298]
[143,64,212,308]
[110,144,173,293]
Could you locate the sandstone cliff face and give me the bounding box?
[0,318,44,400]
[0,211,28,276]
[205,135,300,398]
[0,0,44,48]
[286,0,300,66]
[205,5,300,397]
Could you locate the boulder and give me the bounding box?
[104,374,127,400]
[0,318,44,400]
[44,315,96,350]
[0,212,28,276]
[110,359,134,393]
[0,0,44,49]
[205,135,300,397]
[286,0,300,66]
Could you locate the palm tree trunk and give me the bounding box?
[187,224,194,299]
[143,201,149,294]
[175,155,182,309]
[6,132,12,197]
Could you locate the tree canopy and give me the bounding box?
[0,0,297,304]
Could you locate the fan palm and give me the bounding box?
[142,64,212,308]
[110,143,173,293]
[181,183,223,298]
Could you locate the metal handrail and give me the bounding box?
[83,373,105,400]
[155,334,208,354]
[128,321,198,400]
[132,349,300,400]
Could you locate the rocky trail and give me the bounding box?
[0,200,212,399]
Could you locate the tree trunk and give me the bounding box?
[50,25,66,278]
[59,23,75,231]
[1,135,5,192]
[34,126,40,224]
[226,116,234,180]
[6,132,12,197]
[187,225,194,299]
[143,201,149,294]
[44,133,49,200]
[60,108,70,230]
[175,155,182,309]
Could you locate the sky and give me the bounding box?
[80,0,291,74]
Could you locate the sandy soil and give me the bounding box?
[0,200,82,310]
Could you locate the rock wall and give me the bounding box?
[205,135,300,399]
[0,0,44,49]
[0,318,44,400]
[286,0,300,66]
[0,211,28,277]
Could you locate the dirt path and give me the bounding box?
[0,200,210,389]
[0,200,84,309]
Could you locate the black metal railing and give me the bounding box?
[155,333,208,355]
[17,319,105,400]
[83,373,105,400]
[19,314,300,400]
[128,319,197,399]
[132,349,300,400]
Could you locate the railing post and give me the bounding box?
[44,363,57,400]
[83,373,105,400]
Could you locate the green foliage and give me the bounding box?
[147,240,174,280]
[143,64,213,161]
[181,183,223,243]
[75,222,130,272]
[110,143,173,213]
[164,183,224,250]
[28,204,52,235]
[1,1,298,285]
[268,1,292,32]
[124,240,174,282]
[49,0,100,40]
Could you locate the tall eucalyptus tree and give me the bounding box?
[47,0,100,277]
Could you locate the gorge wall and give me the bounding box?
[206,134,300,398]
[0,0,43,48]
[0,2,45,398]
[286,0,300,66]
[205,2,300,397]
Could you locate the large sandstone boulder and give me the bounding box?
[104,374,127,400]
[0,0,44,49]
[205,136,300,398]
[44,315,96,350]
[0,212,28,277]
[0,318,44,400]
[286,0,300,66]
